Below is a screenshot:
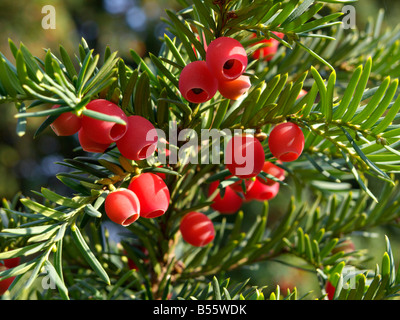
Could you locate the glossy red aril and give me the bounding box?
[226,175,255,193]
[251,32,284,61]
[179,212,215,247]
[0,276,14,296]
[0,264,15,296]
[116,115,158,161]
[245,178,280,202]
[105,188,141,226]
[179,60,218,104]
[208,180,243,214]
[259,161,285,186]
[225,134,265,179]
[50,105,82,136]
[268,122,304,162]
[218,75,251,100]
[81,99,128,144]
[128,173,170,219]
[78,128,110,153]
[206,37,248,81]
[3,257,20,269]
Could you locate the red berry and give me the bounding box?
[154,166,167,180]
[325,281,336,300]
[128,173,170,218]
[78,128,110,153]
[179,61,218,103]
[50,105,82,136]
[0,264,14,296]
[226,175,255,193]
[104,188,140,226]
[259,161,285,186]
[218,75,251,100]
[268,122,304,162]
[206,37,248,81]
[127,257,138,271]
[179,212,215,247]
[208,180,243,214]
[245,178,280,202]
[0,276,14,296]
[124,247,149,271]
[81,99,128,144]
[251,32,284,61]
[116,115,158,161]
[3,257,20,269]
[225,134,265,179]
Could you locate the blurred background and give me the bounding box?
[0,0,399,299]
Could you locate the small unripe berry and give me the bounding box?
[104,188,141,226]
[259,161,285,186]
[78,128,110,153]
[179,212,215,247]
[208,180,243,214]
[128,173,170,218]
[179,61,218,103]
[218,75,251,100]
[245,178,280,202]
[206,37,248,81]
[50,105,82,136]
[116,115,158,161]
[268,122,304,162]
[124,247,149,271]
[225,134,265,178]
[81,99,128,144]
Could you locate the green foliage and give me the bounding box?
[1,0,400,301]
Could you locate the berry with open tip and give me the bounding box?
[128,173,170,219]
[206,37,248,81]
[104,188,141,226]
[178,60,218,103]
[81,99,128,144]
[50,105,82,136]
[116,115,158,161]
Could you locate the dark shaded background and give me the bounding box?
[0,0,399,298]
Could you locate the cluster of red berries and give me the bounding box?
[179,37,251,102]
[208,122,305,216]
[0,257,20,295]
[50,99,170,227]
[181,122,305,247]
[105,172,170,226]
[51,99,158,161]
